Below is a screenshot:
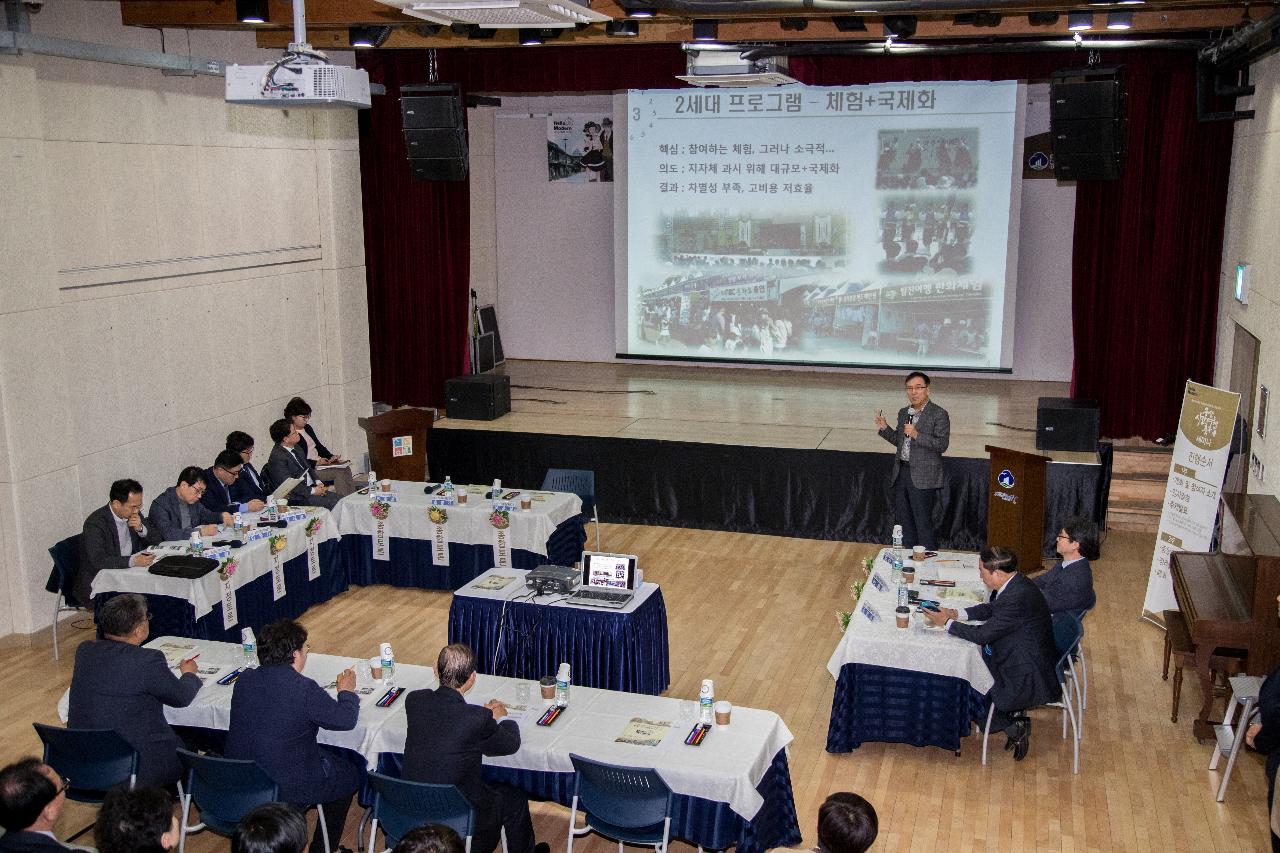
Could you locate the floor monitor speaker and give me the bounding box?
[1036,397,1100,452]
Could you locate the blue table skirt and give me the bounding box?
[341,517,586,590]
[826,662,987,753]
[94,540,347,643]
[448,588,671,695]
[374,748,801,853]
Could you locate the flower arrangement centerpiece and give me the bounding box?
[217,557,238,583]
[427,506,449,525]
[268,534,288,555]
[369,501,391,521]
[836,555,876,633]
[305,516,323,537]
[489,509,510,530]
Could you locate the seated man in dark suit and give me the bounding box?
[1035,516,1099,617]
[263,419,340,510]
[148,466,232,542]
[922,545,1060,760]
[67,593,202,787]
[227,431,271,506]
[0,758,73,851]
[225,619,362,853]
[75,478,162,608]
[403,644,548,853]
[203,449,268,516]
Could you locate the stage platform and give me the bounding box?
[427,361,1108,552]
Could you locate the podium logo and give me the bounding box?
[997,469,1015,489]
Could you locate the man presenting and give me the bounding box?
[876,370,950,551]
[922,546,1059,760]
[75,479,161,609]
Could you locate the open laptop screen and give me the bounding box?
[581,552,637,591]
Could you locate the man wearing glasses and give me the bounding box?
[0,758,73,850]
[1036,516,1100,618]
[148,466,233,542]
[875,370,951,551]
[202,449,267,516]
[67,593,201,788]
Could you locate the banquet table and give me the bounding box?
[825,549,992,752]
[75,637,800,853]
[88,508,345,643]
[448,568,671,695]
[334,482,586,589]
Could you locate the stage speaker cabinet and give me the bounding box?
[1050,67,1126,181]
[446,374,511,421]
[1036,397,1100,452]
[401,84,468,182]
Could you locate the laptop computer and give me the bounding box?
[567,552,639,609]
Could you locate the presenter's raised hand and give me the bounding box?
[874,409,888,430]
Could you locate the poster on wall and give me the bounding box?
[548,113,613,183]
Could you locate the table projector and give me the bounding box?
[526,565,579,595]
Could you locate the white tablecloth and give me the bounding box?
[88,509,340,621]
[332,482,581,557]
[456,568,660,616]
[63,637,790,822]
[825,548,994,694]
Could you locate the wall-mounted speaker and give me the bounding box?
[400,84,468,182]
[1050,67,1126,181]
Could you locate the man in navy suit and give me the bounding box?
[203,449,267,516]
[226,619,361,853]
[923,545,1059,760]
[875,371,951,550]
[67,593,202,787]
[1035,516,1099,617]
[227,431,271,506]
[75,478,162,608]
[148,467,232,542]
[402,645,548,853]
[0,758,73,851]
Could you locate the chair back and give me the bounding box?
[1051,613,1084,681]
[33,723,138,804]
[542,468,597,517]
[366,772,474,849]
[46,535,83,607]
[569,754,672,830]
[177,749,279,836]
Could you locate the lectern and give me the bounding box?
[985,445,1051,572]
[359,408,435,482]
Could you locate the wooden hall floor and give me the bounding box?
[19,524,1274,853]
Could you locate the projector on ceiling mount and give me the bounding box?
[226,60,371,109]
[378,0,610,29]
[676,48,797,87]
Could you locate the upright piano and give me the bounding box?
[1171,492,1280,739]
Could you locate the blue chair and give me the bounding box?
[34,722,138,842]
[566,754,673,853]
[45,534,84,661]
[175,749,295,853]
[365,772,479,853]
[541,468,601,551]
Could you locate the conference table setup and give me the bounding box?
[449,567,671,695]
[88,508,346,644]
[333,481,587,590]
[74,636,801,853]
[826,548,992,753]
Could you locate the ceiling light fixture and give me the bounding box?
[1067,11,1092,30]
[519,27,543,43]
[605,19,639,35]
[883,15,917,38]
[349,25,394,47]
[1027,11,1060,25]
[832,15,867,31]
[692,19,718,41]
[1106,10,1133,28]
[235,0,269,24]
[624,4,655,16]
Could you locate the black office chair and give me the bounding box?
[542,468,601,551]
[33,722,138,841]
[45,534,85,661]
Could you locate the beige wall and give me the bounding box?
[1216,51,1280,493]
[0,2,371,638]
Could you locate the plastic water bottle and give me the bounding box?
[368,469,376,491]
[443,476,455,499]
[380,643,396,689]
[241,628,257,668]
[189,530,203,554]
[699,678,715,725]
[892,524,904,558]
[232,511,243,533]
[492,479,503,501]
[555,662,571,707]
[898,582,909,609]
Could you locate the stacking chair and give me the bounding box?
[566,754,674,853]
[1208,675,1266,803]
[174,749,312,853]
[365,772,481,853]
[33,723,138,841]
[45,534,85,661]
[1075,607,1091,711]
[541,468,602,551]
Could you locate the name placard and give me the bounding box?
[859,602,882,623]
[200,546,231,561]
[429,497,456,507]
[869,573,888,593]
[492,501,518,513]
[245,528,273,543]
[373,493,399,504]
[281,510,308,523]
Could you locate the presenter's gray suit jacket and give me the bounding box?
[878,399,950,489]
[148,486,222,542]
[67,638,202,787]
[75,504,161,608]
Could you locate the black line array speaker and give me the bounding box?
[445,374,511,421]
[1050,67,1126,181]
[401,85,468,182]
[1036,397,1100,452]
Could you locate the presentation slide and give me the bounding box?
[616,81,1024,370]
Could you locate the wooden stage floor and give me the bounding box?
[435,360,1098,465]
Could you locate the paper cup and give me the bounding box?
[520,497,532,510]
[913,545,926,561]
[895,605,911,628]
[275,498,288,513]
[902,567,915,584]
[457,491,468,504]
[540,676,557,699]
[714,700,732,726]
[368,657,383,680]
[380,479,392,493]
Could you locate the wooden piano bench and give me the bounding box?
[1163,610,1245,724]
